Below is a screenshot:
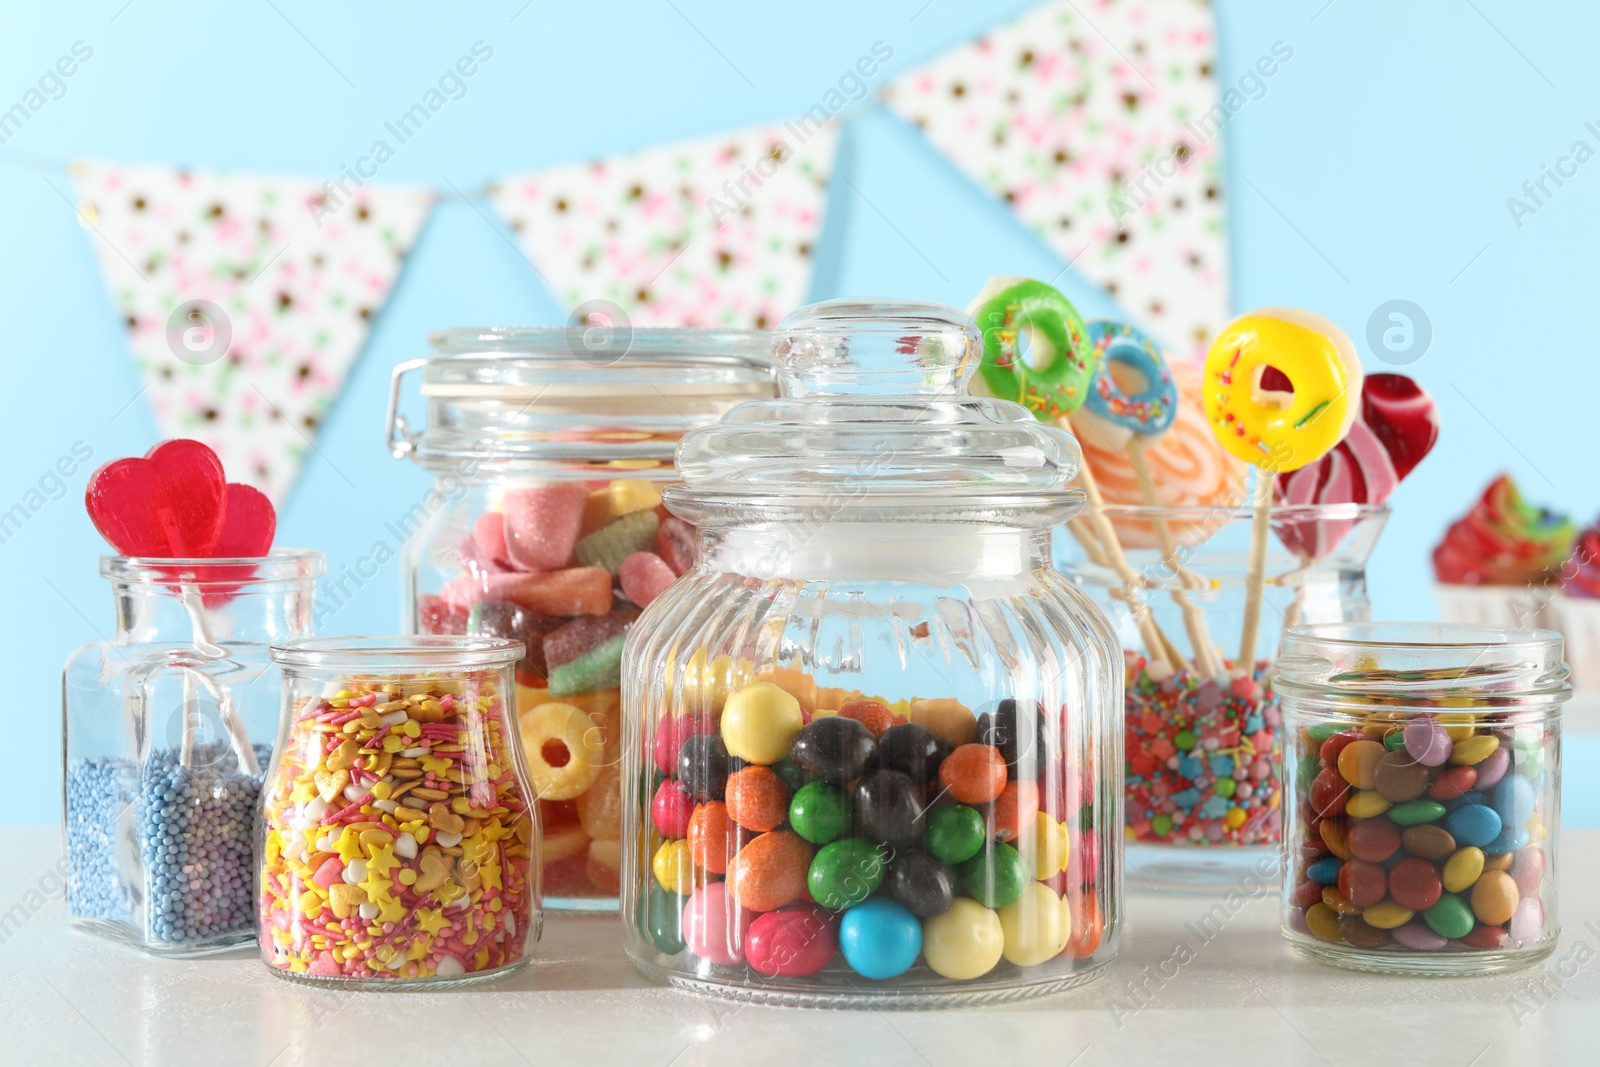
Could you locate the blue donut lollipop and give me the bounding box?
[1082,321,1179,443]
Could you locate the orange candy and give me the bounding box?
[939,744,1009,804]
[725,766,791,833]
[688,800,739,874]
[727,830,813,912]
[1066,888,1103,959]
[836,698,903,739]
[990,780,1040,842]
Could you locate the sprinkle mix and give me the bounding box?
[260,674,535,982]
[1123,652,1283,847]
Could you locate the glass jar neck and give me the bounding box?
[704,524,1053,583]
[102,554,322,649]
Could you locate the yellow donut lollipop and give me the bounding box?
[1203,308,1363,473]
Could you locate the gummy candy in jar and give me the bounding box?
[1274,623,1567,976]
[387,328,774,909]
[621,300,1123,1006]
[64,437,323,956]
[259,636,539,987]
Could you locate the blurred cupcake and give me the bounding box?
[1431,474,1575,630]
[1554,524,1600,690]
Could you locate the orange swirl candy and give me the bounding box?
[1074,361,1247,548]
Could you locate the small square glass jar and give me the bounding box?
[259,635,539,987]
[1275,622,1567,975]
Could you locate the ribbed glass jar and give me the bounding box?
[620,300,1123,1006]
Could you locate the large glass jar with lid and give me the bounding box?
[388,327,773,910]
[620,300,1122,1006]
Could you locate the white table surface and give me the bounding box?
[4,823,1598,1067]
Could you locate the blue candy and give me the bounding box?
[1446,802,1503,849]
[1492,775,1536,826]
[1446,790,1486,812]
[1483,826,1532,856]
[1307,857,1341,884]
[839,898,923,979]
[1082,321,1178,439]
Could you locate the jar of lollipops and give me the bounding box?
[1061,497,1388,892]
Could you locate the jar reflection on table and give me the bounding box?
[1061,502,1387,893]
[1275,623,1567,976]
[389,327,774,910]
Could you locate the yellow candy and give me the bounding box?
[1449,734,1500,766]
[719,682,804,765]
[1443,847,1485,894]
[1224,806,1247,830]
[607,479,662,516]
[1345,790,1392,818]
[652,839,695,895]
[1304,902,1343,943]
[1527,812,1549,843]
[922,898,1005,980]
[1024,812,1069,880]
[1362,899,1414,930]
[907,697,978,749]
[997,882,1072,967]
[667,650,757,715]
[1202,309,1362,473]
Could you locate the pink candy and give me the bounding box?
[620,551,676,608]
[682,882,750,966]
[504,483,589,571]
[651,779,697,838]
[657,516,696,575]
[746,905,838,977]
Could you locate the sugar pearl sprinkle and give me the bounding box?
[67,742,269,944]
[259,674,535,981]
[1123,652,1284,847]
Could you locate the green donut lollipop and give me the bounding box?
[967,277,1100,420]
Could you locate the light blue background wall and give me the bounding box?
[3,0,1596,823]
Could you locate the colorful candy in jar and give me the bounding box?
[642,673,1103,982]
[258,672,535,982]
[418,476,694,901]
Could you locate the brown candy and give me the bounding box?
[1338,913,1393,949]
[1401,824,1456,861]
[1373,750,1430,803]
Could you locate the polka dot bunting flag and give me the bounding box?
[882,0,1230,358]
[486,122,838,330]
[70,162,435,504]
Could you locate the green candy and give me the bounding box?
[1297,753,1321,786]
[1423,893,1475,940]
[923,804,986,865]
[1383,731,1408,751]
[1174,730,1197,752]
[1306,723,1341,742]
[1151,813,1173,837]
[772,758,809,795]
[959,842,1028,908]
[1388,799,1448,826]
[1214,777,1237,799]
[789,781,851,844]
[647,884,687,955]
[808,838,886,909]
[546,633,626,696]
[575,511,660,574]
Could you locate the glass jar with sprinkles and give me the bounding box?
[259,635,538,987]
[1275,622,1567,975]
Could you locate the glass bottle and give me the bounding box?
[1061,500,1387,892]
[388,327,772,910]
[63,550,322,955]
[259,635,538,987]
[621,300,1123,1006]
[1276,622,1566,975]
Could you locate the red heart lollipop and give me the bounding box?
[86,439,226,557]
[213,483,276,557]
[1275,373,1439,557]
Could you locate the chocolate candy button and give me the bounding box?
[1460,923,1511,950]
[1338,914,1393,948]
[1511,846,1546,896]
[1388,799,1447,826]
[1508,897,1545,943]
[1392,918,1448,951]
[1362,899,1414,930]
[1402,719,1452,766]
[1310,765,1351,818]
[1305,902,1344,943]
[875,723,951,784]
[790,717,877,784]
[1442,847,1485,893]
[1307,856,1342,884]
[884,850,956,917]
[1337,858,1387,908]
[1337,740,1386,789]
[1491,775,1536,826]
[1428,766,1477,801]
[1422,893,1475,939]
[1401,824,1456,861]
[1373,751,1430,803]
[1387,857,1443,911]
[1346,817,1401,863]
[1482,826,1531,856]
[1446,803,1502,848]
[1470,870,1519,925]
[1473,745,1511,790]
[854,769,926,848]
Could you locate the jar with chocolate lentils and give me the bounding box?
[1275,623,1567,975]
[388,327,773,909]
[621,300,1123,1006]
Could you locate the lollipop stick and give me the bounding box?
[1129,439,1219,679]
[1238,469,1274,671]
[1069,434,1173,673]
[179,584,259,775]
